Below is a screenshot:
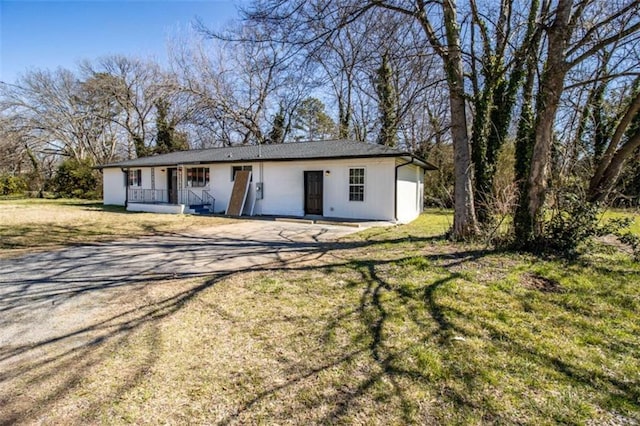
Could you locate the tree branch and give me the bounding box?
[566,0,639,58]
[568,21,640,67]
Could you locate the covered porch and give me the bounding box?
[123,163,216,215]
[127,188,215,215]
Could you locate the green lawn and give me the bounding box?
[603,208,640,235]
[1,202,638,424]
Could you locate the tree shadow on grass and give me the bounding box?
[220,247,639,424]
[319,254,639,423]
[314,255,505,424]
[218,247,519,424]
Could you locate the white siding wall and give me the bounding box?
[103,168,125,205]
[155,167,168,191]
[205,158,396,220]
[208,164,238,213]
[396,162,424,224]
[141,168,152,189]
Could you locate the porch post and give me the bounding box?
[178,164,183,204]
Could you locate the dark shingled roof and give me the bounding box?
[99,139,437,170]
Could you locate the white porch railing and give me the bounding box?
[128,189,168,203]
[202,190,216,213]
[128,188,214,209]
[179,189,203,206]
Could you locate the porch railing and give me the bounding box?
[128,188,215,208]
[184,190,203,206]
[202,190,216,213]
[128,188,168,203]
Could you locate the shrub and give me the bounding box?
[505,192,639,260]
[0,173,28,196]
[536,193,601,256]
[49,158,101,199]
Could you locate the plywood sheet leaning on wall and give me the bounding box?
[226,170,252,216]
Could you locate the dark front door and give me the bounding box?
[168,168,178,204]
[304,171,323,215]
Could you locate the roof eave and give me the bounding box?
[99,152,436,169]
[398,154,437,171]
[413,156,438,170]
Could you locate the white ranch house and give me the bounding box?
[99,140,436,223]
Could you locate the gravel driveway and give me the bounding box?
[0,220,359,353]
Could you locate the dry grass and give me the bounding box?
[0,199,232,257]
[1,203,638,424]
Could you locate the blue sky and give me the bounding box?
[0,0,241,83]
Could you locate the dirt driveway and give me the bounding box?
[0,220,359,359]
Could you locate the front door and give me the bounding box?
[168,168,178,204]
[304,171,323,215]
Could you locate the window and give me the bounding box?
[186,167,209,187]
[231,165,253,181]
[349,168,365,201]
[128,169,142,187]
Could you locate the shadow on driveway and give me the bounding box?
[0,220,358,347]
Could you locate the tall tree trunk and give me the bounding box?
[338,101,349,139]
[443,0,479,238]
[513,65,537,242]
[471,87,492,224]
[375,52,398,147]
[470,0,537,225]
[132,135,149,158]
[521,0,572,239]
[378,0,479,237]
[25,145,45,198]
[513,0,547,243]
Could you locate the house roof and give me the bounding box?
[99,139,437,170]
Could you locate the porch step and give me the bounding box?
[189,204,213,215]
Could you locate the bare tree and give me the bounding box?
[367,0,479,238]
[466,0,544,224]
[171,24,313,146]
[0,68,120,165]
[0,116,31,174]
[80,56,168,157]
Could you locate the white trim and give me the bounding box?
[128,203,185,214]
